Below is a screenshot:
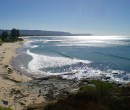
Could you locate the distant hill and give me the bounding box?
[72,33,93,36]
[20,30,72,36]
[0,29,93,36]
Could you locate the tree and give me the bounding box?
[11,28,17,39]
[1,31,8,41]
[11,28,20,40]
[16,29,20,39]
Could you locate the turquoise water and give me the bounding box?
[14,36,130,83]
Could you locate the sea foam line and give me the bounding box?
[26,50,91,74]
[26,50,130,83]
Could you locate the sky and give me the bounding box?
[0,0,130,36]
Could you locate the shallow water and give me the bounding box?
[13,36,130,83]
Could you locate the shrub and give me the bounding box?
[92,80,117,97]
[44,80,130,110]
[76,80,117,101]
[0,39,3,46]
[76,85,98,101]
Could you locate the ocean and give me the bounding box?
[13,36,130,83]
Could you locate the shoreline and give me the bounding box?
[0,40,130,110]
[0,42,45,110]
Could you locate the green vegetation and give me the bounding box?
[0,106,12,110]
[45,80,130,110]
[1,31,8,42]
[11,28,20,40]
[76,80,117,100]
[0,28,23,44]
[0,39,3,46]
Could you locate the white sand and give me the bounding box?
[0,42,45,110]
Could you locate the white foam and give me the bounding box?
[23,41,39,48]
[31,45,39,48]
[23,41,33,48]
[26,50,91,75]
[25,50,130,83]
[62,68,130,83]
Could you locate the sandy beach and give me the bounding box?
[0,42,45,110]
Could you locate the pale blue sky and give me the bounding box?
[0,0,130,36]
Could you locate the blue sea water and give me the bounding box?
[13,36,130,83]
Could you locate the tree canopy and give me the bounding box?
[0,28,20,42]
[1,31,8,41]
[11,28,20,39]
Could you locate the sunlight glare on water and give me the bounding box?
[13,36,130,83]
